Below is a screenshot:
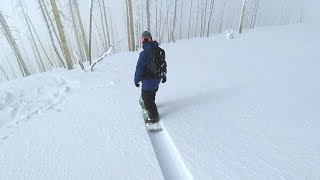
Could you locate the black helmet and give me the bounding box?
[142,31,152,38]
[141,31,152,44]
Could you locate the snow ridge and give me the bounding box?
[148,122,193,180]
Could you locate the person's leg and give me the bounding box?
[142,90,159,122]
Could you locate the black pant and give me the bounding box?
[141,90,159,119]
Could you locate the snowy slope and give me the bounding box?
[1,23,320,179]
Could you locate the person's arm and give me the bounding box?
[134,52,146,84]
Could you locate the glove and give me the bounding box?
[162,77,167,83]
[135,82,140,87]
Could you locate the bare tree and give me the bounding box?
[146,0,151,32]
[18,0,46,72]
[17,33,32,73]
[26,15,55,69]
[194,0,200,37]
[179,0,184,40]
[43,0,63,52]
[38,0,66,68]
[299,0,303,23]
[280,0,288,24]
[0,12,30,76]
[1,47,18,79]
[125,0,131,51]
[102,0,111,48]
[154,0,158,39]
[239,0,247,34]
[73,0,89,61]
[250,0,260,28]
[202,0,208,37]
[171,0,178,43]
[50,0,74,69]
[218,0,226,34]
[0,64,9,81]
[187,0,193,39]
[28,36,43,72]
[206,0,215,37]
[94,18,107,51]
[128,0,135,51]
[69,0,85,62]
[97,0,107,51]
[160,2,169,43]
[88,0,94,65]
[200,0,204,37]
[73,51,85,71]
[107,0,115,48]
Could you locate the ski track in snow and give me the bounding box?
[147,122,193,180]
[0,76,72,141]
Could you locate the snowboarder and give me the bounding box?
[134,31,167,124]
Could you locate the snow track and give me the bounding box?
[0,75,73,141]
[148,122,193,180]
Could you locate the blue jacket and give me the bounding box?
[134,41,162,91]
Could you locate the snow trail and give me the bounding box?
[148,122,193,180]
[0,75,72,141]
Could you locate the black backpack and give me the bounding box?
[147,47,167,78]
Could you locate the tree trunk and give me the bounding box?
[43,0,63,52]
[239,0,247,34]
[73,0,89,62]
[94,18,107,51]
[50,0,74,69]
[280,0,288,24]
[187,0,193,39]
[202,0,208,37]
[194,0,200,37]
[107,0,115,48]
[299,0,303,23]
[125,0,131,51]
[218,1,226,34]
[17,33,32,72]
[0,12,30,76]
[102,0,111,48]
[39,0,66,68]
[128,0,135,51]
[88,0,94,65]
[200,0,204,37]
[29,36,43,72]
[179,0,183,39]
[18,0,46,72]
[146,0,151,32]
[98,0,107,51]
[158,0,163,42]
[171,0,178,43]
[69,0,85,62]
[206,0,215,37]
[26,14,55,69]
[252,0,260,28]
[155,0,159,39]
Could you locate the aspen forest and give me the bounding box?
[0,0,307,81]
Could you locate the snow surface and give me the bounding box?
[1,23,320,179]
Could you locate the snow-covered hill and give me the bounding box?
[1,23,320,179]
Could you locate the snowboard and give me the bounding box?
[139,97,162,132]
